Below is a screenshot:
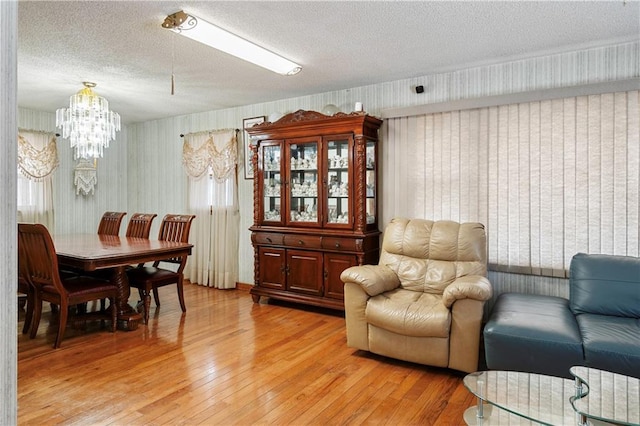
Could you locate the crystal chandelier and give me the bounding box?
[56,82,121,159]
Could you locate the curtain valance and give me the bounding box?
[182,129,238,182]
[18,130,59,181]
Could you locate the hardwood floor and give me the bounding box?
[18,283,476,425]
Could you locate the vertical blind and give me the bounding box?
[383,90,639,276]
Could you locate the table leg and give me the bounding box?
[463,403,493,425]
[463,377,493,425]
[574,376,588,426]
[111,265,142,331]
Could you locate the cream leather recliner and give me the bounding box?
[341,218,492,373]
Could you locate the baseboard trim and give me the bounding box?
[185,279,252,292]
[236,282,253,292]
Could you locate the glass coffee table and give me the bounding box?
[463,367,639,425]
[570,366,639,426]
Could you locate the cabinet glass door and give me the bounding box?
[288,141,319,225]
[326,138,351,226]
[365,140,376,225]
[262,144,282,223]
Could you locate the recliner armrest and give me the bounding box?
[340,264,400,297]
[442,275,492,308]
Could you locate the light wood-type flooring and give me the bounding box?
[18,283,476,425]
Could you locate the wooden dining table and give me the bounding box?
[53,233,193,331]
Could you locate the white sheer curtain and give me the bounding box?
[183,129,239,289]
[17,129,58,230]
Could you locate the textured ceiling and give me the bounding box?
[17,1,640,124]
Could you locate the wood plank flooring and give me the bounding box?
[18,283,476,425]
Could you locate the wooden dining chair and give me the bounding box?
[126,214,195,324]
[95,212,158,311]
[125,213,157,238]
[97,211,127,236]
[18,223,118,348]
[18,250,35,335]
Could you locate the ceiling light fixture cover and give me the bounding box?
[56,82,121,160]
[162,10,302,76]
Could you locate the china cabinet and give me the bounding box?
[248,110,382,310]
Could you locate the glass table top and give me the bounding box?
[570,366,639,426]
[463,370,578,425]
[463,368,639,425]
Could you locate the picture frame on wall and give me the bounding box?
[243,116,265,179]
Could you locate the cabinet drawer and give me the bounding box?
[321,237,360,251]
[253,232,284,245]
[283,235,322,249]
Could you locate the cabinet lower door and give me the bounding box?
[286,249,323,296]
[259,247,286,290]
[324,253,357,300]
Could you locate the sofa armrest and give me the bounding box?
[442,275,492,308]
[340,264,400,297]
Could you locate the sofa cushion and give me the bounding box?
[484,293,584,378]
[577,313,640,379]
[366,288,450,338]
[570,253,640,317]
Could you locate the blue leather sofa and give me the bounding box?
[483,253,640,379]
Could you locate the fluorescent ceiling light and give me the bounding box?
[162,10,302,76]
